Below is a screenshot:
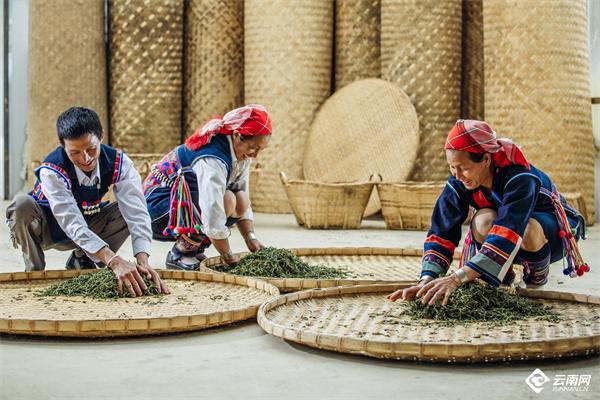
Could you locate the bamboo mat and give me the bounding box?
[26,0,108,186]
[483,0,596,223]
[184,0,244,136]
[244,0,333,213]
[461,0,484,120]
[381,0,462,182]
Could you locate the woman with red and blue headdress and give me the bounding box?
[143,104,272,270]
[388,119,588,306]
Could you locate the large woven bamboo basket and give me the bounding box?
[280,173,375,229]
[0,269,279,337]
[201,247,460,293]
[377,181,445,230]
[461,0,484,120]
[335,0,381,90]
[108,0,184,154]
[258,284,600,362]
[244,0,333,213]
[26,0,108,186]
[127,153,164,179]
[562,192,589,225]
[483,0,595,223]
[183,0,244,135]
[381,0,462,182]
[303,79,420,217]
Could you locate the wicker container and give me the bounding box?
[484,0,595,223]
[562,192,589,225]
[244,0,333,213]
[183,0,244,136]
[377,181,445,230]
[381,0,462,182]
[26,0,108,186]
[108,0,184,154]
[280,173,375,229]
[335,0,381,90]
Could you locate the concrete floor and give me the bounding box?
[0,202,598,400]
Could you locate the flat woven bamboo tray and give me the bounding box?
[280,173,375,229]
[26,0,108,186]
[244,0,333,213]
[201,247,455,293]
[0,270,279,337]
[377,181,445,230]
[303,79,419,217]
[258,284,600,362]
[483,0,595,223]
[381,0,462,182]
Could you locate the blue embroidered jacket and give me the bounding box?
[421,164,579,287]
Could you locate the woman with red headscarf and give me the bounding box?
[388,119,587,306]
[143,104,272,270]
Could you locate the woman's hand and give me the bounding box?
[387,276,433,302]
[416,274,462,306]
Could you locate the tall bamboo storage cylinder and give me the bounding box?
[461,0,484,121]
[184,0,244,136]
[483,0,596,223]
[244,0,333,213]
[108,0,184,154]
[381,0,462,182]
[26,0,108,185]
[335,0,381,90]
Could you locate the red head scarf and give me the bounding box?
[185,104,272,151]
[444,119,529,170]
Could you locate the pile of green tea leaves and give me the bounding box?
[213,247,351,279]
[36,268,160,299]
[406,283,561,326]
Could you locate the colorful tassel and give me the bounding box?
[162,168,203,238]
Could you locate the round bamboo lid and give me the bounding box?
[258,284,600,362]
[201,247,452,292]
[303,79,419,216]
[0,270,279,337]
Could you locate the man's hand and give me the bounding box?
[135,252,170,295]
[108,255,147,297]
[387,276,433,302]
[246,238,265,253]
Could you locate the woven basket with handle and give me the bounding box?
[280,172,375,229]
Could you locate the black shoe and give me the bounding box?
[165,248,200,271]
[65,250,98,270]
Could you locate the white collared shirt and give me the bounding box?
[39,153,153,257]
[192,136,253,239]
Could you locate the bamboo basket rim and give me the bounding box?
[0,269,279,337]
[200,247,461,292]
[376,180,447,189]
[257,283,600,363]
[280,172,377,188]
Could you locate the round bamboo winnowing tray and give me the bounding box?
[303,79,420,217]
[201,248,453,293]
[0,270,279,337]
[258,284,600,363]
[483,0,595,224]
